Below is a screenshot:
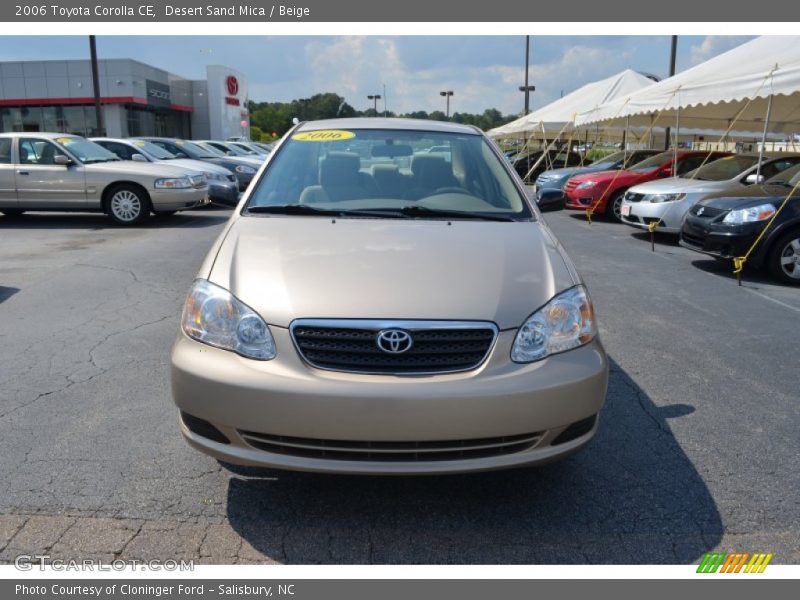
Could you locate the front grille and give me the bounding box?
[690,205,727,218]
[291,320,497,374]
[564,179,579,193]
[625,192,645,203]
[681,230,705,248]
[238,430,543,462]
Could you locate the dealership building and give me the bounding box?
[0,59,249,139]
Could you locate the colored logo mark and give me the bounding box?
[697,552,773,573]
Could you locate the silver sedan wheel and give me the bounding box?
[779,237,800,280]
[110,189,143,222]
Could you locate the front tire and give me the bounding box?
[607,190,626,223]
[768,229,800,285]
[106,185,150,226]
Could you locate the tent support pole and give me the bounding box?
[623,116,629,166]
[756,94,774,179]
[673,101,680,176]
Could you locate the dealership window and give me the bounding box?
[0,138,11,163]
[1,107,23,132]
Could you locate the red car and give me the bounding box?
[564,150,731,221]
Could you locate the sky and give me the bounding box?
[0,35,754,116]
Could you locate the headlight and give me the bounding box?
[511,285,597,363]
[155,177,192,189]
[235,165,256,175]
[181,279,276,360]
[722,203,777,225]
[575,180,596,190]
[644,193,685,204]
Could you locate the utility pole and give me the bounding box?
[664,35,677,150]
[519,35,535,114]
[89,35,104,136]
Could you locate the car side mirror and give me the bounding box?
[658,168,672,178]
[54,155,72,166]
[131,153,147,162]
[745,173,765,184]
[176,152,188,159]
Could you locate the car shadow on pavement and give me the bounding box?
[630,231,681,247]
[689,257,787,288]
[0,211,230,230]
[223,357,721,564]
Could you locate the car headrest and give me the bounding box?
[320,152,361,187]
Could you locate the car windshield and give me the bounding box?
[130,140,175,160]
[245,127,532,220]
[768,162,800,186]
[56,137,119,163]
[684,155,759,180]
[589,151,625,170]
[628,151,673,171]
[173,141,219,159]
[231,143,260,155]
[196,143,228,157]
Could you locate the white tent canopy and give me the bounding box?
[575,36,800,134]
[488,69,656,139]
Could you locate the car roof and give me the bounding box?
[294,117,481,136]
[0,132,83,140]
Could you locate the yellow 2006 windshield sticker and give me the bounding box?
[55,137,75,145]
[292,130,355,142]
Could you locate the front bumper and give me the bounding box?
[171,328,608,474]
[679,215,765,264]
[565,190,605,212]
[208,180,240,204]
[536,187,566,210]
[621,197,696,234]
[150,186,209,211]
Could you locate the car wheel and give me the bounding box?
[106,185,150,226]
[0,209,25,217]
[154,210,177,217]
[768,229,800,285]
[608,191,626,222]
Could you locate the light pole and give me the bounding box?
[439,90,453,118]
[664,35,678,150]
[89,35,104,136]
[367,94,382,115]
[519,35,535,115]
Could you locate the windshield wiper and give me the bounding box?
[396,205,516,222]
[246,204,345,216]
[83,158,119,164]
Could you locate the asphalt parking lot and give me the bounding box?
[0,208,798,565]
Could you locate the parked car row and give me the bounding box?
[533,148,800,284]
[0,132,273,225]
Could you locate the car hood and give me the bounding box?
[158,158,232,176]
[208,216,577,329]
[537,165,600,182]
[697,184,790,208]
[569,168,655,186]
[628,177,735,195]
[84,161,193,178]
[211,156,262,169]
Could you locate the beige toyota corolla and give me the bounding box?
[171,118,608,474]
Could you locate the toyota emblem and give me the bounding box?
[226,75,239,96]
[376,329,413,354]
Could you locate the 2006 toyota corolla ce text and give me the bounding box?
[170,118,609,475]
